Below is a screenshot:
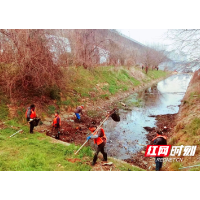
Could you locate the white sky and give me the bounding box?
[118,29,172,47]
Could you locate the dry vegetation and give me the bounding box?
[0,29,168,101]
[166,69,200,170]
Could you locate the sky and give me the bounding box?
[118,29,172,47]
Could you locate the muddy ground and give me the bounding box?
[35,75,174,170]
[39,74,171,146]
[35,99,178,171]
[39,115,101,146]
[37,109,178,170]
[124,113,177,170]
[38,114,123,171]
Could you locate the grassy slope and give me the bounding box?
[0,120,93,171]
[0,118,143,171]
[167,71,200,171]
[0,66,168,171]
[60,66,168,109]
[10,66,168,122]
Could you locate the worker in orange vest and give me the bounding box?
[87,124,107,166]
[25,104,37,133]
[152,129,167,171]
[52,112,61,139]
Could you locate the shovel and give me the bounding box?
[74,109,120,155]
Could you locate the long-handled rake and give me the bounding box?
[74,108,120,155]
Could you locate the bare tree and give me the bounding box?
[167,29,200,63]
[0,29,63,97]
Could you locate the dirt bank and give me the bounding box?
[37,73,171,146]
[29,72,170,171]
[162,70,200,171]
[124,113,177,170]
[125,72,200,171]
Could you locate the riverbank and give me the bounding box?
[121,73,193,170]
[1,66,170,171]
[37,67,170,147]
[164,70,200,171]
[0,119,144,171]
[133,71,200,171]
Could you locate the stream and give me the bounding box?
[103,74,192,159]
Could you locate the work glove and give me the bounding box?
[87,136,91,141]
[29,119,33,123]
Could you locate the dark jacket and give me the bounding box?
[154,137,167,145]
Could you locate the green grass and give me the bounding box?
[0,104,9,120]
[99,94,110,100]
[189,166,200,171]
[47,105,56,115]
[0,120,93,171]
[0,93,9,120]
[185,117,200,136]
[62,100,71,105]
[59,66,167,109]
[123,93,143,108]
[170,162,182,171]
[0,119,144,171]
[144,70,168,80]
[109,158,144,171]
[61,66,143,105]
[87,110,99,118]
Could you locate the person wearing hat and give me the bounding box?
[87,124,107,166]
[74,105,84,122]
[152,129,167,171]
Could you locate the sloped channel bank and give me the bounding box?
[103,74,193,170]
[38,72,172,170]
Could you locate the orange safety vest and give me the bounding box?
[30,110,36,119]
[92,128,107,146]
[53,115,61,127]
[25,108,36,119]
[152,135,167,142]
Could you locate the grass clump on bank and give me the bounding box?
[145,70,168,80]
[109,158,144,171]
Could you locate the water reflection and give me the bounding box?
[103,74,192,159]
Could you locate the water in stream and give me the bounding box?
[103,74,192,159]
